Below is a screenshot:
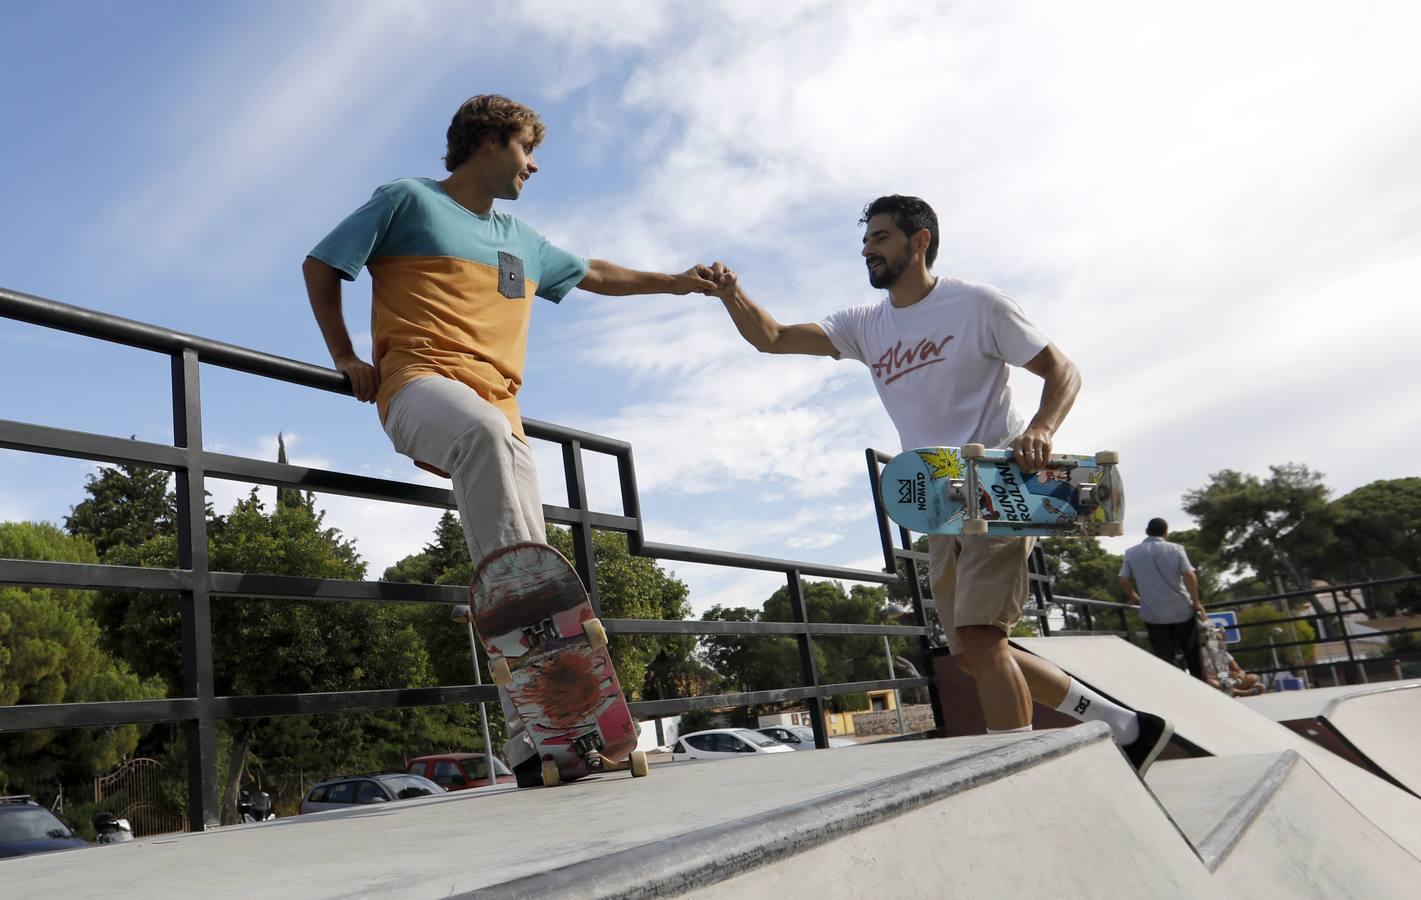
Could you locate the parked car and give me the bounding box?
[755,724,855,750]
[299,773,445,815]
[0,796,89,859]
[670,729,796,762]
[405,753,515,791]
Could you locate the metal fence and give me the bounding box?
[1198,574,1421,684]
[0,286,933,832]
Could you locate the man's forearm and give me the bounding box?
[1119,577,1141,604]
[304,257,358,363]
[578,259,700,296]
[719,287,781,351]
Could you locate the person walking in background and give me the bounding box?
[1120,518,1207,679]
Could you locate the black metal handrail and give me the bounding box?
[0,286,922,832]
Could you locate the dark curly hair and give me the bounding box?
[443,95,546,172]
[859,195,940,268]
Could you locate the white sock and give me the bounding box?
[986,724,1033,734]
[1056,679,1140,745]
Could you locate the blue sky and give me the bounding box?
[3,1,1420,613]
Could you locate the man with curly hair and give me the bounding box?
[708,195,1175,776]
[303,94,716,785]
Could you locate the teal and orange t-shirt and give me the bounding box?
[309,177,588,439]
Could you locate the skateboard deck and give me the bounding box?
[879,444,1125,537]
[469,542,646,787]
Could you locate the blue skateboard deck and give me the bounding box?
[879,445,1124,537]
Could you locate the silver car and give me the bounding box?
[299,773,445,814]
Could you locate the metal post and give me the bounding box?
[787,571,829,749]
[464,622,496,779]
[562,440,601,614]
[884,636,905,735]
[172,350,218,831]
[1337,605,1363,684]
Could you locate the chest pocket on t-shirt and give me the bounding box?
[497,252,526,299]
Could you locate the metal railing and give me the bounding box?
[1200,574,1421,684]
[0,286,931,832]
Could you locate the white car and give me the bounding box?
[755,724,855,750]
[671,728,796,761]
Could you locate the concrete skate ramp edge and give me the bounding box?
[1150,752,1421,897]
[1251,682,1421,798]
[1015,636,1421,859]
[483,722,1205,898]
[1321,684,1421,796]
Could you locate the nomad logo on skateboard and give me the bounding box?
[469,542,648,787]
[879,444,1125,537]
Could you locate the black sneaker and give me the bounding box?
[1122,711,1174,777]
[512,754,544,789]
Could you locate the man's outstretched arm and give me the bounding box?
[576,260,717,297]
[303,256,379,402]
[713,269,838,357]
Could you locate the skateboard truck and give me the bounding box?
[520,617,556,646]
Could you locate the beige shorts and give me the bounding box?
[928,534,1037,654]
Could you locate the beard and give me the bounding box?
[866,251,909,289]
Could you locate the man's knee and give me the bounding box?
[955,624,1009,671]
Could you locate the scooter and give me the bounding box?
[92,811,134,844]
[236,790,276,823]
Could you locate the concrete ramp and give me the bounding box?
[1242,680,1421,796]
[1148,752,1421,897]
[9,723,1218,899]
[1016,636,1421,859]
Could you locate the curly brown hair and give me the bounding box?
[443,95,546,172]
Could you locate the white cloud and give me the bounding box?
[509,0,1421,556]
[90,0,470,275]
[37,0,1420,606]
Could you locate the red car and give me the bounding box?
[405,753,515,791]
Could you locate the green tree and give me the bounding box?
[701,580,914,717]
[0,522,165,796]
[65,459,175,559]
[1323,478,1421,614]
[1232,604,1317,672]
[71,448,468,821]
[383,511,469,586]
[1182,464,1337,593]
[1039,536,1124,602]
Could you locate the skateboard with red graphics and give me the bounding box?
[880,444,1125,537]
[469,542,648,787]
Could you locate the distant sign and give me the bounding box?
[1206,611,1241,644]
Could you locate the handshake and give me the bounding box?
[678,262,739,299]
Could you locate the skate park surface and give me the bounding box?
[1240,678,1421,796]
[9,637,1418,898]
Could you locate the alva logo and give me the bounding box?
[871,334,955,385]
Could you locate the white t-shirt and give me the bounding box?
[818,277,1049,450]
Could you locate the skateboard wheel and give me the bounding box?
[1098,522,1125,537]
[630,751,649,778]
[1095,450,1120,465]
[962,443,987,459]
[490,656,512,687]
[583,618,608,650]
[963,518,989,535]
[541,760,561,788]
